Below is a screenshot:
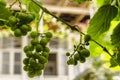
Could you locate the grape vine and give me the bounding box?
[0,0,120,78]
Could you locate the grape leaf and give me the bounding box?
[111,23,120,47]
[95,0,113,7]
[87,4,118,39]
[0,1,12,20]
[0,0,6,7]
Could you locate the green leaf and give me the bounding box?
[0,7,12,20]
[0,0,6,7]
[87,4,118,39]
[111,22,120,47]
[95,0,113,7]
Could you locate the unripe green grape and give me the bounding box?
[14,28,22,37]
[79,56,86,63]
[26,13,35,23]
[45,32,53,38]
[74,53,80,60]
[21,25,30,32]
[24,45,34,53]
[29,58,36,65]
[27,71,35,78]
[33,52,40,59]
[16,12,27,21]
[36,63,45,70]
[35,70,42,76]
[30,31,38,38]
[80,49,90,57]
[35,44,43,52]
[42,52,49,58]
[43,47,50,53]
[39,56,48,64]
[31,39,39,45]
[84,34,91,42]
[40,38,48,46]
[8,16,19,26]
[23,65,28,71]
[23,58,29,65]
[67,58,75,65]
[25,51,33,58]
[66,52,70,56]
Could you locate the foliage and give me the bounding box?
[0,0,120,78]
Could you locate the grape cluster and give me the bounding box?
[6,12,35,37]
[66,34,91,65]
[23,31,52,78]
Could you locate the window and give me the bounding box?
[2,52,10,74]
[14,52,21,74]
[49,38,59,49]
[44,54,57,75]
[2,37,13,48]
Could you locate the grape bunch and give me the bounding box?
[66,34,91,65]
[23,31,52,78]
[6,12,35,37]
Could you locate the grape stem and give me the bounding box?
[32,0,120,66]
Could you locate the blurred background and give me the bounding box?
[0,0,120,80]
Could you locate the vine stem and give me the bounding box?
[8,0,17,10]
[32,0,119,66]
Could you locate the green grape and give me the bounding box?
[45,32,53,38]
[31,39,39,45]
[24,45,33,53]
[80,49,90,57]
[30,31,38,38]
[79,56,86,63]
[8,16,19,26]
[23,58,29,65]
[42,52,49,58]
[20,25,30,32]
[35,44,43,52]
[74,53,80,60]
[35,70,42,76]
[14,28,22,37]
[36,63,45,70]
[11,26,18,31]
[27,71,35,78]
[66,52,70,56]
[25,51,33,58]
[84,34,91,42]
[15,12,27,21]
[77,46,83,52]
[74,59,78,65]
[23,65,28,71]
[29,58,36,65]
[26,13,35,23]
[43,47,50,53]
[40,38,48,46]
[67,58,75,65]
[38,56,48,64]
[33,52,40,59]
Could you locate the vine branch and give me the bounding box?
[32,0,119,65]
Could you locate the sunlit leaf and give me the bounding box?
[87,4,118,39]
[111,23,120,47]
[95,0,113,7]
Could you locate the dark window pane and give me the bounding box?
[44,54,57,75]
[14,53,21,74]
